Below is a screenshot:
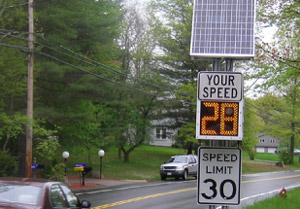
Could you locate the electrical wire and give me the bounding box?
[2,37,300,133]
[0,29,195,98]
[35,36,196,98]
[0,42,27,51]
[0,2,28,10]
[35,50,196,106]
[1,30,299,121]
[0,39,196,106]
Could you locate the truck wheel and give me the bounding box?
[161,175,166,181]
[182,170,188,180]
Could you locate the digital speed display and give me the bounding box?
[196,72,244,140]
[200,101,239,137]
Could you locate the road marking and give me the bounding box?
[91,188,196,209]
[242,174,300,183]
[91,173,300,209]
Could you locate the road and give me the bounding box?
[78,170,300,209]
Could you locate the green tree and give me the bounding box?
[149,0,208,81]
[105,3,168,163]
[32,0,123,156]
[249,0,300,163]
[147,0,210,152]
[242,99,263,159]
[175,122,197,154]
[0,0,29,161]
[255,93,300,162]
[0,150,17,177]
[1,0,124,170]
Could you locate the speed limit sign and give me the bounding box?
[197,147,241,205]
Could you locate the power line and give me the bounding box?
[0,42,27,51]
[2,30,299,120]
[35,50,196,106]
[0,35,195,106]
[0,36,290,113]
[0,2,28,10]
[2,37,300,133]
[35,36,196,98]
[0,29,195,98]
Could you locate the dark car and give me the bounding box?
[0,178,91,209]
[160,155,198,180]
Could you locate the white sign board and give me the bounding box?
[196,71,244,140]
[197,147,241,205]
[198,72,243,101]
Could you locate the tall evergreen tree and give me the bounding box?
[147,0,210,152]
[33,0,123,152]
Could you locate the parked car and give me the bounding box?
[294,149,300,154]
[160,155,198,180]
[0,178,91,209]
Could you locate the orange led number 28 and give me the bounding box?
[201,102,239,136]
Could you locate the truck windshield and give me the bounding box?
[168,156,188,163]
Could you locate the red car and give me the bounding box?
[0,178,91,209]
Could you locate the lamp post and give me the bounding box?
[98,149,105,179]
[62,151,69,176]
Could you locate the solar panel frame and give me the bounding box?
[190,0,256,60]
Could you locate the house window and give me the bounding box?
[162,128,167,139]
[260,139,264,143]
[156,127,167,140]
[156,128,161,138]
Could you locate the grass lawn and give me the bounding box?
[244,187,300,209]
[55,145,300,181]
[242,151,300,173]
[63,145,187,181]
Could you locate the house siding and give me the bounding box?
[255,133,280,153]
[149,118,178,147]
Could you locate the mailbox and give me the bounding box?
[73,164,92,186]
[83,166,92,174]
[74,166,84,172]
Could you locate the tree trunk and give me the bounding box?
[187,143,192,154]
[118,147,122,159]
[87,146,91,165]
[124,152,130,163]
[3,133,10,151]
[290,128,295,164]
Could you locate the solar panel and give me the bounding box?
[190,0,255,59]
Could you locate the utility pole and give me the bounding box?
[26,0,34,178]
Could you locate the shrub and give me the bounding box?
[247,149,256,160]
[47,162,66,182]
[279,152,291,165]
[0,151,17,177]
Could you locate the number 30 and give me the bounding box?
[201,179,237,200]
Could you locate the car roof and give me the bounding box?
[171,155,195,157]
[0,178,61,187]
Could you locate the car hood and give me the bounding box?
[0,203,41,209]
[161,162,187,167]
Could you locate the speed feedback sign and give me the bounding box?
[196,71,244,140]
[197,147,241,205]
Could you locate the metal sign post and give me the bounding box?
[190,0,255,207]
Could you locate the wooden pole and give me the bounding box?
[26,0,34,178]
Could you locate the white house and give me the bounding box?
[149,117,178,147]
[255,133,280,153]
